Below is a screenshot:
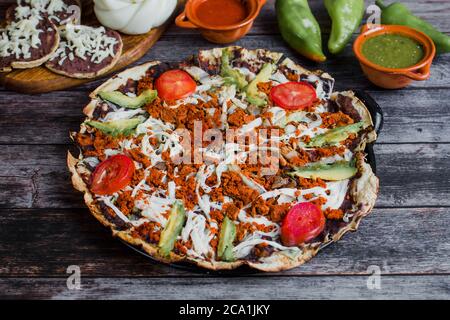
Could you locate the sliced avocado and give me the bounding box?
[289,160,357,181]
[85,116,145,137]
[308,122,365,147]
[245,63,275,107]
[217,216,236,262]
[158,201,186,257]
[220,48,248,90]
[99,89,157,109]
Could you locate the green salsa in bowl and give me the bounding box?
[353,25,436,89]
[361,34,425,69]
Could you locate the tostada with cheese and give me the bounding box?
[5,0,81,26]
[68,46,379,271]
[46,24,123,79]
[1,0,123,77]
[0,0,82,72]
[0,14,59,72]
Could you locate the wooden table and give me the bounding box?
[1,0,449,299]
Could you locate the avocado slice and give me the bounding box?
[99,89,157,109]
[85,116,145,137]
[158,201,186,257]
[307,122,365,147]
[245,63,275,107]
[289,160,357,181]
[220,48,248,90]
[217,216,236,262]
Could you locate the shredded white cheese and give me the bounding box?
[0,15,43,59]
[101,108,146,122]
[99,195,131,224]
[258,179,349,210]
[14,0,69,23]
[233,233,300,259]
[182,211,214,259]
[134,188,179,228]
[52,23,119,65]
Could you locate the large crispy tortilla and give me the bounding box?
[68,47,379,272]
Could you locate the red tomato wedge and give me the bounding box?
[281,202,325,246]
[155,69,197,101]
[270,81,317,110]
[90,155,135,195]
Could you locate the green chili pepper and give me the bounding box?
[325,0,365,54]
[276,0,326,62]
[376,0,450,54]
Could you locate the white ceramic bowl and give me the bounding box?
[94,0,177,35]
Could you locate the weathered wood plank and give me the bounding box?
[373,89,450,143]
[375,143,450,207]
[1,88,450,144]
[1,207,449,277]
[0,144,449,208]
[0,91,86,144]
[3,0,449,33]
[163,0,450,35]
[3,0,450,35]
[1,1,449,94]
[1,275,449,299]
[2,0,450,33]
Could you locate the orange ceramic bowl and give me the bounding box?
[353,24,436,89]
[175,0,266,44]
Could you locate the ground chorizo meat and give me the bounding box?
[256,81,273,96]
[221,172,259,206]
[174,239,192,255]
[131,222,161,244]
[128,148,152,167]
[324,208,345,220]
[296,177,327,189]
[250,198,291,223]
[310,196,327,209]
[146,94,222,131]
[227,108,255,128]
[175,175,197,210]
[307,146,346,162]
[75,129,120,160]
[115,190,134,216]
[222,202,240,220]
[320,111,354,129]
[136,74,154,95]
[210,209,225,224]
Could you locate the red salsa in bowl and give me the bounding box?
[175,0,267,44]
[196,0,249,28]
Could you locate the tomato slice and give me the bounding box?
[155,69,197,101]
[270,81,317,110]
[281,202,325,246]
[90,155,135,195]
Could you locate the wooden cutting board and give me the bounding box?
[0,0,185,94]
